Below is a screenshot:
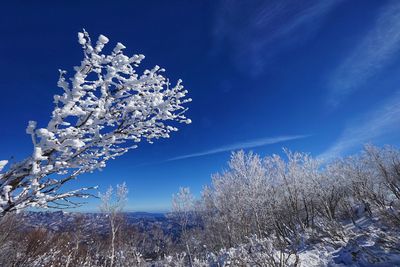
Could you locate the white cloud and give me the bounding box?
[167,134,309,161]
[213,0,340,75]
[319,91,400,160]
[327,1,400,106]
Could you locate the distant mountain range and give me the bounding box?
[18,211,178,235]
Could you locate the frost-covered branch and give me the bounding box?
[0,30,191,216]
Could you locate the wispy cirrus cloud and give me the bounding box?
[167,134,309,161]
[213,0,341,75]
[327,1,400,107]
[319,91,400,161]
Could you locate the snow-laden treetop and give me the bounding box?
[0,30,191,215]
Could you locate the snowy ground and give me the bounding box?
[297,217,400,267]
[204,216,400,267]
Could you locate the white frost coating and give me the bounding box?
[113,42,126,53]
[63,139,85,149]
[33,147,47,161]
[0,30,191,215]
[26,121,37,134]
[2,185,11,194]
[98,34,109,44]
[0,160,7,172]
[78,32,86,45]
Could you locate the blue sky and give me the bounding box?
[0,0,399,212]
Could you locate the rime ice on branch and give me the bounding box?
[0,30,191,215]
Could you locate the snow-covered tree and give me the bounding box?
[171,187,196,267]
[99,182,128,267]
[0,30,191,216]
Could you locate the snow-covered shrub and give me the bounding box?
[207,235,298,267]
[198,150,326,252]
[196,146,400,261]
[198,151,276,249]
